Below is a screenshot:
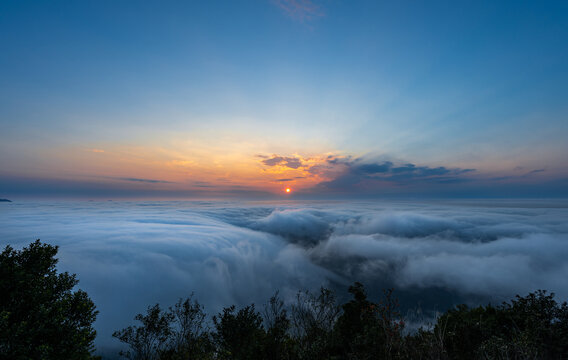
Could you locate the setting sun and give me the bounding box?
[285,188,291,193]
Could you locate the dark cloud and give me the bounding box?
[313,157,476,194]
[118,177,173,184]
[325,155,353,165]
[262,156,285,166]
[262,155,304,169]
[307,164,332,175]
[390,163,414,173]
[285,158,303,169]
[487,168,548,183]
[357,162,393,174]
[190,181,215,188]
[514,167,546,175]
[271,176,305,181]
[496,169,547,181]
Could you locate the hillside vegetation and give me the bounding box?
[2,240,567,359]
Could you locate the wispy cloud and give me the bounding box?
[273,0,324,22]
[190,180,215,188]
[118,177,174,184]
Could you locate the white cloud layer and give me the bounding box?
[1,199,567,351]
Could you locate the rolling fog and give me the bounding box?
[1,199,567,351]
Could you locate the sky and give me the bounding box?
[1,0,567,198]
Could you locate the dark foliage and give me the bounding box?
[263,292,294,360]
[212,304,265,360]
[112,303,174,360]
[334,284,405,359]
[291,287,340,359]
[113,295,213,360]
[166,296,213,359]
[114,284,568,360]
[0,240,98,360]
[434,290,568,359]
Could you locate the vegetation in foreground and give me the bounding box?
[0,240,98,359]
[2,240,568,359]
[114,287,568,360]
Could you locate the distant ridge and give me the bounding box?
[0,199,11,202]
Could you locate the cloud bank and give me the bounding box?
[313,157,476,193]
[1,199,567,352]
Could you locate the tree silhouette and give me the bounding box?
[0,240,98,359]
[213,304,265,360]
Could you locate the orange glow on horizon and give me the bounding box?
[54,144,341,195]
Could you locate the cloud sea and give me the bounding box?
[1,199,567,351]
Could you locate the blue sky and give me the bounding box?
[1,0,567,198]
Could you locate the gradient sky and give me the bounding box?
[1,0,567,198]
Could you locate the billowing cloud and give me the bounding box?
[250,208,334,246]
[2,199,567,356]
[246,202,568,308]
[0,202,337,351]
